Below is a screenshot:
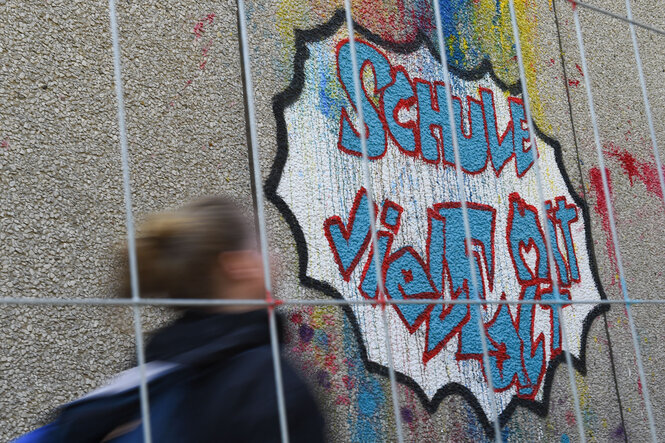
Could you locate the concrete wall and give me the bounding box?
[2,1,664,441]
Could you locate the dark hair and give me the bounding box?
[120,196,251,300]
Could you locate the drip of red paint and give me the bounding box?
[588,167,618,281]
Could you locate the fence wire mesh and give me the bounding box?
[1,0,663,441]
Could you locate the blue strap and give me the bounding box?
[11,422,58,443]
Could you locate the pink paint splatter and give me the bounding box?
[170,13,217,108]
[565,409,576,427]
[335,395,351,405]
[193,13,215,39]
[193,21,205,39]
[1,138,9,150]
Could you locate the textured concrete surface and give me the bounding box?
[1,0,665,441]
[0,0,250,439]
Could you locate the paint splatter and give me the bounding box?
[605,142,664,199]
[193,13,215,39]
[316,369,332,389]
[611,424,625,440]
[299,323,314,343]
[165,13,218,111]
[588,167,617,280]
[400,407,414,424]
[565,410,576,427]
[575,63,584,77]
[275,0,545,119]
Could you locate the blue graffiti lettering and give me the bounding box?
[481,88,513,173]
[337,41,392,158]
[326,189,577,397]
[334,38,539,177]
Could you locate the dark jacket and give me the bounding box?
[143,309,325,442]
[53,309,325,442]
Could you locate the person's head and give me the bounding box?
[120,196,265,312]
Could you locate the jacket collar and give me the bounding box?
[145,309,275,364]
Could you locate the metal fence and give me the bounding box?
[1,0,663,442]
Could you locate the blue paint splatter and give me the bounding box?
[314,329,329,351]
[342,316,386,442]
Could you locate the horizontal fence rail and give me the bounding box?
[2,0,664,442]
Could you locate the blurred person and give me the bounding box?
[19,196,325,442]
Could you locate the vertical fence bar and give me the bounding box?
[624,0,665,209]
[236,1,290,442]
[430,1,503,440]
[506,1,587,441]
[107,1,153,441]
[8,1,664,442]
[342,2,405,441]
[569,2,658,440]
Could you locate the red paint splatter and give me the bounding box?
[605,143,664,199]
[335,395,351,405]
[193,21,205,39]
[568,79,580,88]
[199,39,213,70]
[193,13,216,40]
[575,63,584,77]
[325,353,339,374]
[637,377,643,395]
[588,167,618,279]
[1,138,9,150]
[565,409,576,427]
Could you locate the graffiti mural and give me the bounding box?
[267,10,607,434]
